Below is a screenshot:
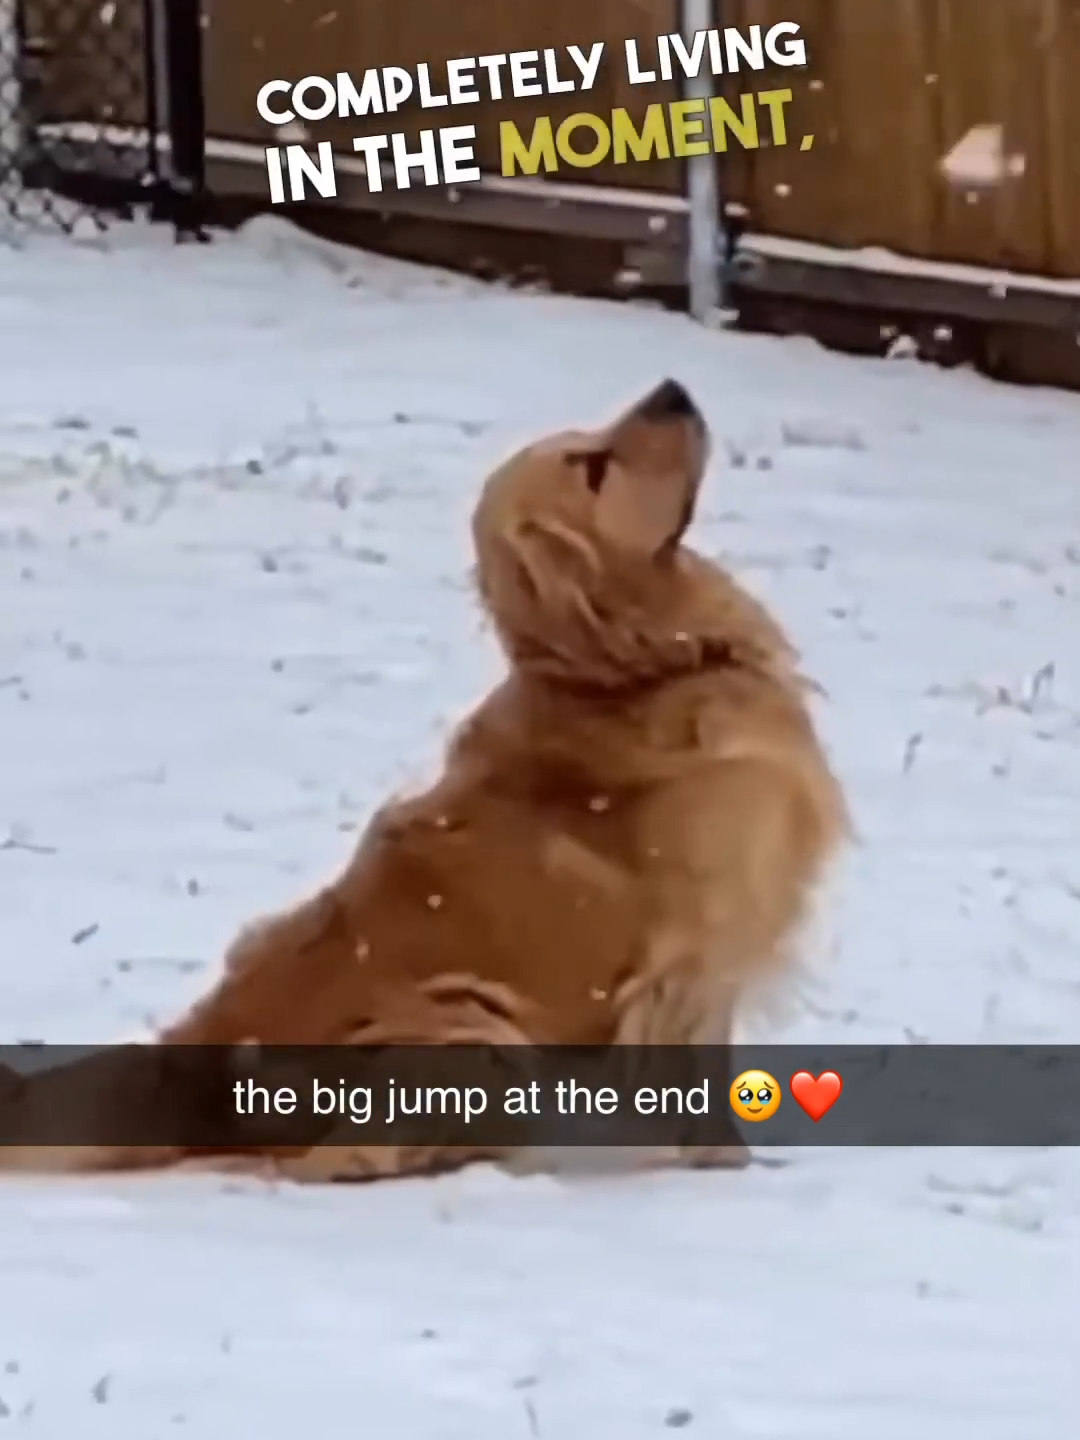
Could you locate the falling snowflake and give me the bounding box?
[939,124,1025,189]
[885,333,918,361]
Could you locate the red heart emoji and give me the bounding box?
[789,1070,843,1122]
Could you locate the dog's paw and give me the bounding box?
[176,1154,281,1179]
[678,1140,752,1170]
[272,1144,397,1184]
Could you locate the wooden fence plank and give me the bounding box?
[721,0,843,245]
[932,0,1051,273]
[824,0,940,254]
[726,0,941,257]
[1042,0,1080,277]
[201,0,358,151]
[202,0,682,192]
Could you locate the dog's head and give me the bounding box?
[473,380,792,690]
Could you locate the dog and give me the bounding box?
[0,380,848,1181]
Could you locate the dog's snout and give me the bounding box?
[635,379,701,425]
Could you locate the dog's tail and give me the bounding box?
[0,1045,223,1175]
[0,972,547,1178]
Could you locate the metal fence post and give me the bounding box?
[680,0,725,322]
[153,0,205,235]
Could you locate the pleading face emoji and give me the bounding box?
[729,1070,781,1123]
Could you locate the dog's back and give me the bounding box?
[167,559,844,1054]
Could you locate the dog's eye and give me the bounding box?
[571,450,610,494]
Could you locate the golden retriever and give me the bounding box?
[0,380,848,1181]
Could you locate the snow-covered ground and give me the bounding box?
[0,214,1076,1437]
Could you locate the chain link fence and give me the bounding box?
[0,0,163,234]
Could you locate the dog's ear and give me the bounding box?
[591,379,709,558]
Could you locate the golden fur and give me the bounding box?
[0,380,847,1181]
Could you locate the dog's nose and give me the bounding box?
[634,378,702,424]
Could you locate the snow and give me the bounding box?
[938,124,1026,189]
[0,213,1076,1436]
[743,229,1080,299]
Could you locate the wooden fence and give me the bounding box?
[22,0,1080,377]
[187,0,1080,280]
[722,0,1080,279]
[25,0,1080,273]
[202,0,683,193]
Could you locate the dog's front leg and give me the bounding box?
[270,1138,509,1184]
[613,970,751,1171]
[679,989,753,1170]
